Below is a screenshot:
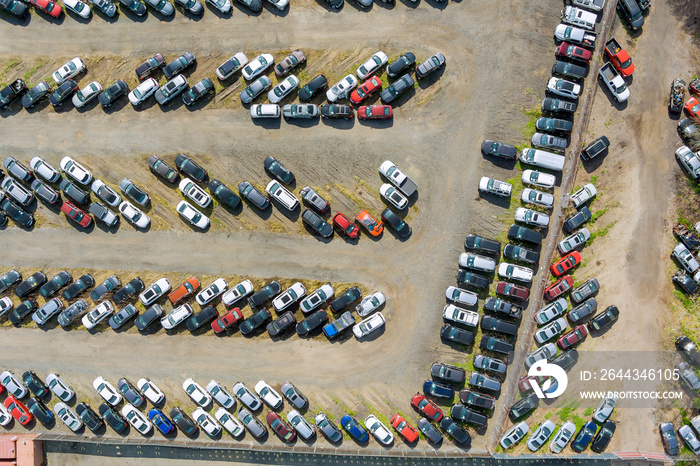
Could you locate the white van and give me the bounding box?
[519,148,566,172]
[561,6,597,31]
[265,180,299,211]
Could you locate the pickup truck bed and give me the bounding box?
[322,311,355,338]
[598,63,629,102]
[604,38,634,77]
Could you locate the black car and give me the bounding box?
[0,198,34,227]
[62,274,95,300]
[118,378,144,407]
[535,117,573,134]
[551,349,578,371]
[483,297,522,320]
[136,54,165,80]
[49,79,78,107]
[563,206,592,233]
[330,287,362,313]
[659,422,680,456]
[440,324,475,345]
[417,418,443,444]
[182,78,214,106]
[617,0,644,30]
[76,402,103,433]
[120,0,147,14]
[479,335,514,354]
[320,104,354,119]
[0,211,6,227]
[541,97,577,115]
[264,156,294,184]
[59,179,90,205]
[459,389,496,411]
[296,309,328,336]
[147,155,179,184]
[163,52,196,79]
[298,74,327,101]
[0,269,21,293]
[23,370,49,398]
[552,60,587,81]
[21,81,52,109]
[209,179,241,210]
[170,407,198,436]
[174,154,207,182]
[464,234,501,255]
[381,209,411,239]
[508,393,539,421]
[91,275,121,302]
[301,209,334,238]
[266,311,296,337]
[186,304,218,331]
[99,80,129,108]
[456,269,489,289]
[8,298,38,325]
[450,404,487,427]
[480,315,518,336]
[380,74,414,104]
[587,305,619,332]
[502,243,539,264]
[439,417,471,446]
[0,79,28,107]
[99,403,128,433]
[108,304,138,330]
[236,0,261,12]
[430,362,466,384]
[676,335,700,366]
[39,271,72,298]
[134,304,163,331]
[387,52,416,78]
[590,420,616,453]
[15,271,46,298]
[581,136,610,162]
[113,277,145,304]
[239,307,272,335]
[480,140,517,160]
[508,224,542,245]
[27,398,53,425]
[238,181,270,210]
[30,180,60,205]
[248,281,281,308]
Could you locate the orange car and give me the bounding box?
[168,277,200,304]
[686,97,700,123]
[390,414,419,443]
[355,210,383,236]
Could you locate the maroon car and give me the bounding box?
[543,275,574,301]
[555,42,592,63]
[211,308,243,334]
[495,281,529,300]
[518,375,547,394]
[358,105,393,120]
[136,54,165,80]
[557,324,588,350]
[266,412,296,442]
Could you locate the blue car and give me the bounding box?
[340,414,369,443]
[148,408,175,435]
[571,421,597,452]
[422,379,455,399]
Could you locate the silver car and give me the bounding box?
[416,53,446,79]
[155,75,188,105]
[237,408,266,438]
[144,0,174,14]
[282,104,318,119]
[240,76,271,104]
[174,0,202,13]
[531,132,567,151]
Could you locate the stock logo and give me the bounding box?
[528,359,568,399]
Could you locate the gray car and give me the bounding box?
[415,53,446,79]
[1,177,33,207]
[281,382,307,410]
[30,180,60,205]
[380,74,414,104]
[418,418,443,444]
[144,0,174,14]
[238,181,269,210]
[238,408,266,439]
[4,157,33,182]
[299,186,329,213]
[59,180,90,205]
[155,75,188,105]
[531,132,567,151]
[57,299,89,328]
[90,0,117,15]
[315,412,342,443]
[282,104,318,119]
[89,202,119,227]
[240,76,271,104]
[174,0,202,13]
[119,178,150,206]
[236,0,260,11]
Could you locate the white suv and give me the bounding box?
[299,283,334,314]
[161,303,193,330]
[570,183,597,208]
[265,180,299,211]
[458,252,496,273]
[673,243,700,274]
[140,278,171,306]
[222,280,254,307]
[82,301,114,330]
[479,176,512,197]
[515,207,550,227]
[273,282,306,312]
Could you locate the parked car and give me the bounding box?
[568,298,598,323]
[423,380,455,399]
[108,304,138,330]
[238,181,270,210]
[551,251,582,277]
[32,297,64,326]
[571,278,600,304]
[21,81,52,109]
[380,74,414,104]
[48,79,78,107]
[457,269,489,289]
[479,177,512,197]
[248,281,281,308]
[430,362,466,385]
[186,305,218,332]
[128,78,159,106]
[216,53,248,80]
[119,0,145,15]
[332,212,360,239]
[71,81,103,108]
[211,308,242,334]
[135,54,165,80]
[563,206,592,233]
[503,243,539,264]
[464,236,503,260]
[547,77,581,99]
[355,210,383,236]
[298,74,327,101]
[155,74,188,105]
[469,372,501,392]
[440,417,471,446]
[587,305,619,332]
[415,53,446,79]
[178,178,211,209]
[15,271,47,298]
[134,304,163,331]
[353,312,385,338]
[268,75,299,104]
[250,103,280,118]
[240,308,273,335]
[451,404,487,427]
[221,279,254,307]
[544,275,574,301]
[282,103,318,119]
[496,281,529,300]
[113,277,145,304]
[57,299,88,327]
[552,60,587,80]
[341,415,369,443]
[350,76,382,105]
[440,324,475,345]
[581,136,610,162]
[82,301,114,330]
[266,180,299,211]
[297,309,329,336]
[572,421,598,452]
[532,132,567,151]
[326,74,358,102]
[481,139,517,159]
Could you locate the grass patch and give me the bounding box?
[678,208,695,230]
[1,58,20,77]
[583,407,593,416]
[23,59,45,82]
[588,221,616,244]
[590,175,598,185]
[589,208,607,224]
[267,221,287,234]
[516,107,542,151]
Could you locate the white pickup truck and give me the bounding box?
[571,0,605,12]
[598,63,630,102]
[378,160,418,197]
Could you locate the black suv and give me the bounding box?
[551,61,587,81]
[508,393,539,421]
[296,309,328,336]
[263,156,294,184]
[330,287,362,313]
[479,335,514,354]
[15,271,47,298]
[508,224,542,245]
[320,104,353,119]
[248,281,281,308]
[99,403,127,433]
[148,155,179,184]
[49,80,78,107]
[457,270,489,289]
[239,308,272,335]
[135,304,163,331]
[298,74,328,101]
[581,136,610,162]
[62,274,95,300]
[617,0,644,30]
[380,74,414,104]
[175,154,207,182]
[113,277,145,304]
[99,80,129,108]
[464,234,501,255]
[381,209,411,239]
[563,207,592,233]
[186,305,218,331]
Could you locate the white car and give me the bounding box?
[250,103,281,118]
[443,304,479,327]
[72,81,103,108]
[534,317,567,344]
[287,410,316,440]
[272,282,306,312]
[30,157,61,183]
[479,176,512,197]
[364,415,394,445]
[232,382,262,411]
[379,183,408,210]
[445,286,478,306]
[206,380,236,409]
[183,378,212,407]
[0,371,27,398]
[676,146,700,179]
[119,201,150,229]
[673,243,700,274]
[161,303,193,330]
[459,252,496,273]
[0,297,12,317]
[137,378,165,405]
[525,343,558,369]
[91,180,122,208]
[194,407,222,437]
[129,78,160,106]
[254,380,283,409]
[498,263,534,283]
[268,75,300,104]
[179,178,212,208]
[558,228,591,253]
[140,278,171,306]
[82,301,114,330]
[326,74,358,102]
[196,278,228,306]
[299,283,334,314]
[515,207,550,228]
[54,403,83,432]
[521,188,554,208]
[242,53,274,80]
[592,392,617,422]
[265,180,299,211]
[222,280,254,307]
[500,421,529,449]
[356,51,388,80]
[534,298,569,325]
[176,200,210,230]
[0,404,11,427]
[527,420,555,451]
[570,183,597,208]
[356,291,385,317]
[52,57,86,85]
[554,23,589,44]
[46,373,74,402]
[121,403,152,435]
[263,0,286,9]
[215,52,247,79]
[60,156,93,185]
[215,407,244,437]
[522,170,556,189]
[379,160,411,192]
[93,376,122,406]
[63,0,91,17]
[0,177,32,206]
[550,421,576,453]
[547,77,581,99]
[353,312,385,339]
[691,415,700,436]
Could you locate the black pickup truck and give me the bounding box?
[0,79,28,108]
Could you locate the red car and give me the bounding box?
[211,308,243,334]
[358,105,393,120]
[410,393,443,422]
[4,395,33,426]
[30,0,62,17]
[266,412,296,442]
[685,97,700,123]
[557,324,588,350]
[555,42,591,63]
[543,275,574,301]
[690,79,700,98]
[168,277,201,304]
[349,76,382,104]
[355,210,383,237]
[61,201,92,227]
[332,212,360,239]
[390,414,419,443]
[550,251,581,277]
[495,281,529,300]
[518,375,547,394]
